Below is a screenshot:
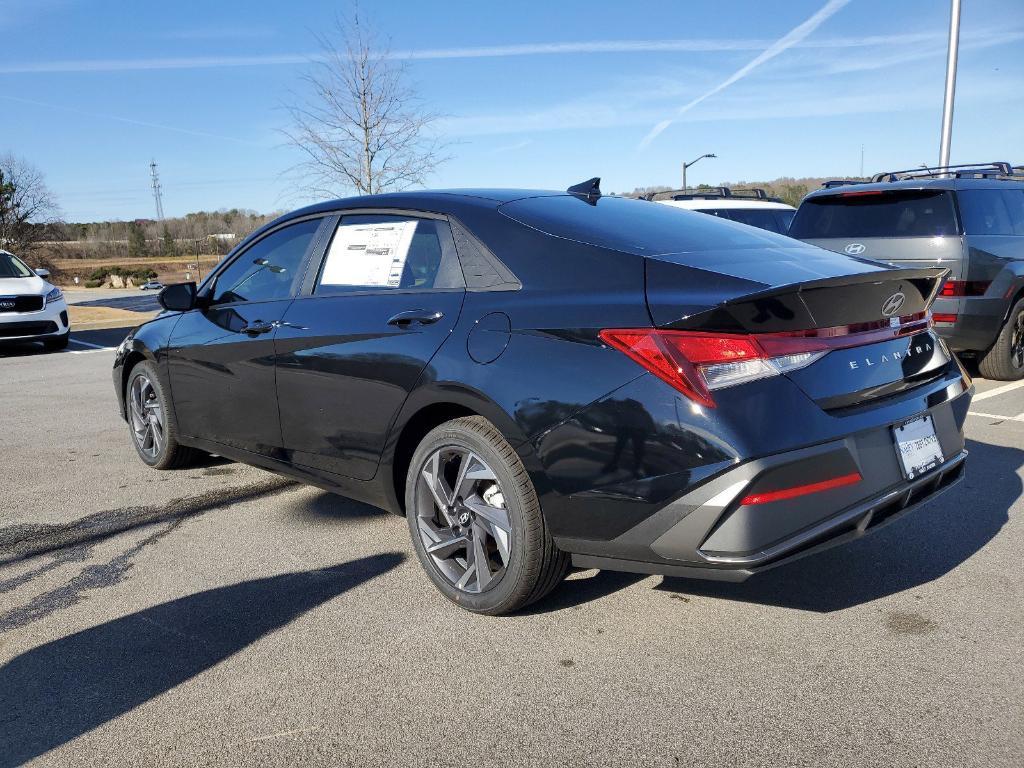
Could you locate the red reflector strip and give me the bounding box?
[933,313,958,324]
[740,471,862,506]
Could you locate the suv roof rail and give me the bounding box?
[821,179,869,189]
[871,162,1015,183]
[646,186,780,202]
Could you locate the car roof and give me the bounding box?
[657,199,794,211]
[805,176,1024,201]
[282,189,566,219]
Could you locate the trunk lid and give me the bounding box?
[645,254,950,409]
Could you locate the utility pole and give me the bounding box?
[149,159,165,221]
[682,153,717,191]
[938,0,961,168]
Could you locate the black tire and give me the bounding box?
[125,360,200,469]
[405,416,569,615]
[978,297,1024,381]
[43,332,69,351]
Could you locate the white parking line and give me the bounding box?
[968,411,1024,423]
[972,379,1024,402]
[67,338,115,350]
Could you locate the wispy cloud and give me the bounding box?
[0,28,995,75]
[638,0,852,149]
[491,139,533,154]
[0,94,262,145]
[160,25,276,41]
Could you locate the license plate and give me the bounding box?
[893,414,944,480]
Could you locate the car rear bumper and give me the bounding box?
[556,383,970,581]
[0,300,69,343]
[933,295,1006,352]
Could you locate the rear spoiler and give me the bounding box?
[650,265,949,332]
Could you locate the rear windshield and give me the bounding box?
[790,190,959,239]
[499,195,794,255]
[701,208,794,234]
[0,252,33,278]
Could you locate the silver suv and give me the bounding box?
[790,162,1024,380]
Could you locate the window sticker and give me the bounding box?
[320,220,418,287]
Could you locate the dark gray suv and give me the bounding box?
[790,163,1024,380]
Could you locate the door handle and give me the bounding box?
[241,321,274,336]
[387,309,444,327]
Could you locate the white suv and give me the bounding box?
[649,187,796,235]
[0,249,70,351]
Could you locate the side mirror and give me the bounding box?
[159,282,198,312]
[34,268,50,278]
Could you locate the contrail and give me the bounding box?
[0,94,261,145]
[638,0,852,149]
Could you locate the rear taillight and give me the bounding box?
[598,329,825,408]
[600,311,933,407]
[940,280,989,297]
[933,313,958,324]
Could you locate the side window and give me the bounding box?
[212,218,321,304]
[1001,190,1024,236]
[315,215,464,294]
[958,190,1014,236]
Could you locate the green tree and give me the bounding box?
[128,222,147,258]
[161,224,176,256]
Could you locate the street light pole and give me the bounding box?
[938,0,961,168]
[682,153,717,191]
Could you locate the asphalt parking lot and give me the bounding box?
[1,344,1022,767]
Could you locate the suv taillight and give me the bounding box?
[940,280,989,297]
[600,312,932,407]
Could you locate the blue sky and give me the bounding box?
[2,0,1022,221]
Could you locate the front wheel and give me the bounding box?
[978,297,1024,381]
[405,416,568,615]
[43,332,69,351]
[126,361,199,469]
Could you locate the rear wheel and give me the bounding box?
[126,361,199,469]
[405,416,568,615]
[978,298,1024,380]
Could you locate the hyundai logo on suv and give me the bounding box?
[844,243,866,255]
[881,292,906,317]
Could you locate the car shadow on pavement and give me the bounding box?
[652,438,1020,612]
[287,490,389,524]
[0,553,403,768]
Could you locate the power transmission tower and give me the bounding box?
[149,160,165,220]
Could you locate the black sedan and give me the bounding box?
[113,180,971,614]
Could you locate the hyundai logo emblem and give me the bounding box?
[881,292,906,317]
[845,243,866,255]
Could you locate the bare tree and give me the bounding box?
[283,11,447,198]
[0,153,60,254]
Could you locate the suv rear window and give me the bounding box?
[790,190,959,239]
[702,208,794,234]
[499,195,793,255]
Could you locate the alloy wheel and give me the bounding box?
[129,373,164,460]
[414,447,512,593]
[1012,310,1024,370]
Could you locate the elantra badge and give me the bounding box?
[845,243,866,255]
[881,292,906,317]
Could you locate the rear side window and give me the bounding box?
[500,195,793,255]
[315,215,464,293]
[790,190,959,238]
[959,189,1024,236]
